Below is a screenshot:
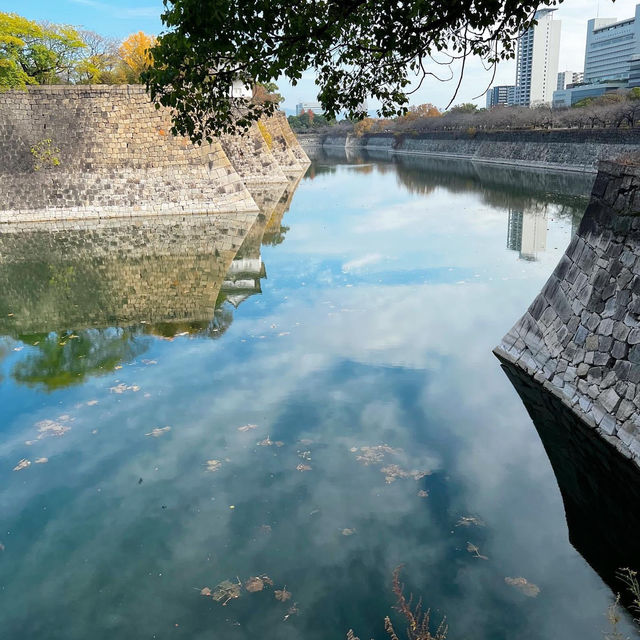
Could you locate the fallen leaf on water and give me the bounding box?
[355,444,401,466]
[35,457,48,464]
[212,579,242,605]
[258,436,284,447]
[418,490,429,498]
[380,464,429,483]
[110,383,140,394]
[13,459,30,471]
[237,424,258,432]
[275,588,291,602]
[145,426,171,438]
[505,577,540,597]
[296,464,311,472]
[245,577,264,592]
[283,603,298,621]
[200,587,212,596]
[205,460,222,473]
[342,528,356,536]
[456,515,485,528]
[466,542,488,560]
[36,419,71,439]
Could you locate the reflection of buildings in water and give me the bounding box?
[498,359,640,617]
[506,207,548,261]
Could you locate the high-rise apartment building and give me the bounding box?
[556,70,584,91]
[514,9,561,106]
[584,5,640,83]
[486,85,516,108]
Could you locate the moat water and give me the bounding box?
[0,151,636,639]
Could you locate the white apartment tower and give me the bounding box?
[514,9,561,106]
[557,70,584,91]
[584,5,640,83]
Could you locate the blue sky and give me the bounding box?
[3,0,639,110]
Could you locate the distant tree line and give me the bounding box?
[288,110,334,131]
[297,90,640,136]
[0,11,155,88]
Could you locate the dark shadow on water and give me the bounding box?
[498,358,640,614]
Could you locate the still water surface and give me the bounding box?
[0,152,634,639]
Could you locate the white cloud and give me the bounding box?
[341,253,382,272]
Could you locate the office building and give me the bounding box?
[584,5,640,83]
[514,9,561,106]
[486,85,516,108]
[553,79,628,107]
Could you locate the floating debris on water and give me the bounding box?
[296,464,311,472]
[86,400,99,406]
[257,436,284,447]
[237,424,258,432]
[205,460,222,473]
[505,577,540,597]
[466,542,488,560]
[275,587,292,602]
[456,515,485,528]
[110,383,140,394]
[381,464,430,484]
[417,490,429,498]
[13,459,30,471]
[34,457,48,464]
[36,418,71,439]
[141,359,158,365]
[245,577,265,592]
[298,450,311,461]
[283,603,298,621]
[145,426,171,437]
[341,528,356,536]
[355,444,400,466]
[211,579,242,605]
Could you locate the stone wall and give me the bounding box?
[494,160,640,467]
[219,123,287,186]
[299,129,640,172]
[0,85,308,222]
[0,213,258,333]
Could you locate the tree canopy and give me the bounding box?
[0,11,156,87]
[145,0,557,142]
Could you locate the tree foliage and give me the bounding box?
[145,0,557,142]
[119,31,156,83]
[0,12,156,88]
[0,12,85,87]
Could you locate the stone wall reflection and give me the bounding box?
[500,361,640,613]
[0,175,303,388]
